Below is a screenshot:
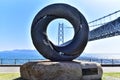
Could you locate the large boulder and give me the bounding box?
[20,60,102,80]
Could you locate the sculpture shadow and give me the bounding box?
[14,77,27,80]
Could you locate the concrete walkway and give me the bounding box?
[0,66,20,73]
[102,67,120,72]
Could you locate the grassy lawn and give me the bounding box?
[103,72,120,78]
[102,72,120,80]
[0,72,120,80]
[0,73,20,80]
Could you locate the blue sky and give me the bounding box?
[0,0,120,54]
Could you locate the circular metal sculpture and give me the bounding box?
[31,3,89,61]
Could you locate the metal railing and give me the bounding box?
[78,58,120,66]
[0,59,43,65]
[0,58,120,66]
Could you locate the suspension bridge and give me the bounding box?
[58,10,120,44]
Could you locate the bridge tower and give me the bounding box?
[58,23,64,45]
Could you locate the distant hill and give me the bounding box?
[0,49,37,53]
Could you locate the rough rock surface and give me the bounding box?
[20,60,103,80]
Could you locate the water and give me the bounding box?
[80,53,120,59]
[0,50,45,64]
[0,50,44,59]
[0,50,120,64]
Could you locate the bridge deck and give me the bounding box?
[89,17,120,41]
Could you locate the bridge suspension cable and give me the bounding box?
[58,10,120,42]
[89,10,120,27]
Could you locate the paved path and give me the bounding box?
[102,67,120,72]
[0,66,20,73]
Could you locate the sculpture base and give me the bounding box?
[20,60,103,80]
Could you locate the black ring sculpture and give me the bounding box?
[31,3,89,61]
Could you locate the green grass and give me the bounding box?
[102,72,120,80]
[0,72,120,80]
[0,73,20,80]
[103,72,120,78]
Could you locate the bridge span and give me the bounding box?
[89,17,120,41]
